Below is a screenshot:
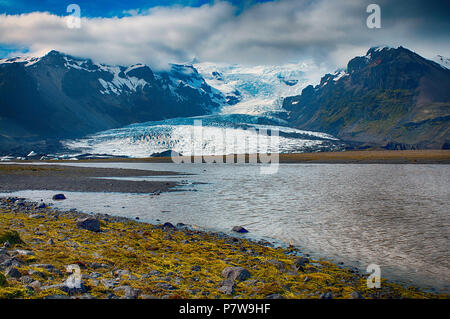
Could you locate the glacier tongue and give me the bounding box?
[64,114,343,157]
[194,61,328,115]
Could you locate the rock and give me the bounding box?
[191,266,201,272]
[76,217,100,232]
[113,286,141,299]
[232,226,248,233]
[156,282,176,290]
[319,292,333,299]
[350,291,364,299]
[29,214,45,219]
[47,239,54,245]
[294,257,309,271]
[29,280,41,291]
[52,194,66,200]
[265,293,284,299]
[114,269,132,278]
[37,203,46,209]
[5,267,21,278]
[222,267,251,282]
[162,222,175,229]
[14,249,34,256]
[20,276,34,284]
[218,285,234,295]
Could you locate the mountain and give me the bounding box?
[0,50,225,154]
[283,46,450,149]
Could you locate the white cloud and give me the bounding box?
[0,0,448,71]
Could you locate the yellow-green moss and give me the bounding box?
[0,207,448,300]
[0,229,23,245]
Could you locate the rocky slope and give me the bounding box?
[0,50,225,154]
[283,47,450,149]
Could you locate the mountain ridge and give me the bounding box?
[283,46,450,149]
[0,50,225,154]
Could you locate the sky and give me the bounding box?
[0,0,449,70]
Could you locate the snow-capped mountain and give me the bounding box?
[284,46,450,149]
[433,55,450,69]
[64,114,343,157]
[0,50,227,154]
[194,61,327,115]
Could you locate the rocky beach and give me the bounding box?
[0,195,448,299]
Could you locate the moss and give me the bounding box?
[0,229,24,245]
[0,206,448,300]
[0,273,6,287]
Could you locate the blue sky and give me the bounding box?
[0,0,274,17]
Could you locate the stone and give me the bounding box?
[232,226,248,233]
[52,194,66,200]
[29,280,41,291]
[44,294,71,299]
[29,214,45,219]
[19,276,34,284]
[76,217,100,232]
[114,286,141,299]
[191,266,201,272]
[5,267,21,278]
[156,282,176,290]
[218,285,234,295]
[350,291,364,299]
[294,257,310,271]
[162,222,175,229]
[319,292,333,299]
[221,266,251,282]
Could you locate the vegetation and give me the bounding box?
[0,199,448,299]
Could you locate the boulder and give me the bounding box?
[232,226,248,233]
[294,257,310,271]
[319,292,333,299]
[5,267,21,278]
[221,266,251,282]
[52,194,66,200]
[76,217,100,232]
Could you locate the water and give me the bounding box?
[2,162,449,292]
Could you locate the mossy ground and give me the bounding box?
[0,202,448,299]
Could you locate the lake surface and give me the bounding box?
[2,162,449,292]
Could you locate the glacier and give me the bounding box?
[194,61,328,115]
[47,57,343,157]
[64,114,344,158]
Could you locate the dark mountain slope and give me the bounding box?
[283,47,450,149]
[0,50,225,154]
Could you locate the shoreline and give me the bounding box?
[0,164,179,194]
[8,150,448,164]
[0,197,448,299]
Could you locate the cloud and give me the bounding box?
[0,0,448,71]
